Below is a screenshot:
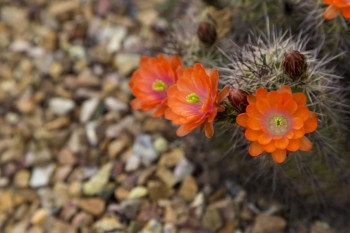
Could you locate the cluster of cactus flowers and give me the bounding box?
[128,51,321,164]
[129,0,350,168]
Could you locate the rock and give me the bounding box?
[310,221,334,233]
[202,208,223,231]
[60,202,78,221]
[141,219,162,233]
[174,157,194,181]
[159,148,184,167]
[58,148,77,165]
[113,53,140,76]
[136,9,158,26]
[72,211,94,228]
[31,208,48,225]
[68,181,82,198]
[156,167,179,187]
[51,219,77,233]
[178,176,198,202]
[54,165,72,182]
[80,98,99,123]
[28,226,44,233]
[191,192,205,218]
[49,0,79,16]
[83,162,113,195]
[107,26,127,53]
[120,199,141,219]
[10,40,31,53]
[153,137,168,154]
[251,214,287,233]
[108,139,127,158]
[147,181,174,201]
[78,198,105,216]
[106,116,136,137]
[17,99,34,113]
[94,216,124,232]
[128,186,148,199]
[125,155,141,172]
[14,169,30,188]
[0,177,9,187]
[30,164,55,188]
[134,134,158,166]
[0,191,13,212]
[85,121,98,146]
[104,97,128,113]
[114,187,130,201]
[49,98,75,116]
[218,221,237,233]
[164,223,177,233]
[45,117,70,130]
[54,182,69,208]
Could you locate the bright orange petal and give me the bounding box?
[304,117,318,133]
[258,133,272,145]
[153,103,168,117]
[217,86,230,104]
[293,128,305,139]
[274,138,289,149]
[278,85,292,95]
[263,142,276,153]
[256,99,270,114]
[272,149,287,163]
[236,113,248,127]
[286,139,300,151]
[299,136,313,151]
[292,117,304,129]
[249,142,264,156]
[294,106,310,122]
[293,93,307,106]
[341,7,350,18]
[267,91,280,107]
[324,5,341,20]
[282,98,298,114]
[323,0,333,4]
[176,125,192,137]
[246,104,261,118]
[256,88,268,100]
[245,128,261,141]
[204,122,214,138]
[247,118,262,130]
[247,95,256,104]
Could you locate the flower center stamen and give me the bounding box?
[267,114,290,135]
[152,80,166,91]
[186,93,201,104]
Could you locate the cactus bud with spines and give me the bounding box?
[283,50,307,79]
[197,22,217,45]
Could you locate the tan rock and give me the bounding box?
[156,167,179,187]
[45,117,70,130]
[58,148,77,165]
[49,0,79,16]
[14,169,30,188]
[17,99,34,114]
[159,148,184,167]
[28,226,44,233]
[78,198,105,216]
[94,216,124,232]
[310,221,334,233]
[178,175,198,202]
[0,191,13,213]
[108,139,127,158]
[202,208,223,231]
[128,186,148,199]
[252,214,287,233]
[31,208,48,225]
[114,187,130,201]
[148,181,174,201]
[72,211,94,228]
[68,181,82,197]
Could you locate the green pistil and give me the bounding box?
[186,93,200,104]
[275,117,283,127]
[152,80,166,91]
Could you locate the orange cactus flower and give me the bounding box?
[323,0,350,20]
[129,54,183,117]
[165,63,230,138]
[236,85,318,163]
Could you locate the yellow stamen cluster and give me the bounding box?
[186,93,201,104]
[152,80,166,91]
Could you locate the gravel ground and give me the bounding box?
[0,0,342,233]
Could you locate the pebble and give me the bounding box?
[141,219,162,233]
[174,157,195,181]
[128,186,148,199]
[125,155,141,172]
[68,181,82,197]
[31,208,48,225]
[83,162,113,196]
[147,181,174,201]
[107,26,127,53]
[202,208,223,231]
[159,148,184,167]
[80,98,99,123]
[310,221,334,233]
[113,53,140,76]
[72,211,94,228]
[14,169,31,188]
[49,98,75,116]
[94,216,124,232]
[251,214,287,233]
[156,167,179,187]
[179,175,198,202]
[30,164,55,188]
[78,198,105,216]
[153,137,168,154]
[58,148,77,165]
[104,97,128,113]
[108,138,127,158]
[134,134,158,166]
[85,121,99,146]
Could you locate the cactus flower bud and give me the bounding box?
[228,89,249,113]
[197,22,217,45]
[283,50,307,78]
